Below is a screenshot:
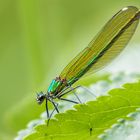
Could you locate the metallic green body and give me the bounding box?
[47,6,140,96]
[47,78,66,96]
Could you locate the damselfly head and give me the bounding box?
[36,92,46,105]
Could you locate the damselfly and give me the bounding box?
[36,6,140,120]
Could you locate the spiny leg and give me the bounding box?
[56,85,96,105]
[57,85,82,100]
[51,100,59,113]
[46,99,50,119]
[47,101,59,126]
[57,85,86,103]
[69,86,82,103]
[50,102,59,117]
[58,97,79,104]
[57,86,71,96]
[56,85,83,103]
[56,85,78,98]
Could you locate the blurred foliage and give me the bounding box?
[0,0,140,140]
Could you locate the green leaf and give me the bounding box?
[100,111,140,140]
[6,73,110,134]
[24,80,140,140]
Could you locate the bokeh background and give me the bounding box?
[0,0,140,140]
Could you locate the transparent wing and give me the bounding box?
[60,6,140,85]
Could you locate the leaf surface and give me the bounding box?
[24,80,140,140]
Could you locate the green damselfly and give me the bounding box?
[36,6,140,119]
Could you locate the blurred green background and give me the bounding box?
[0,0,140,139]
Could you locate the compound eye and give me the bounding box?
[36,92,45,105]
